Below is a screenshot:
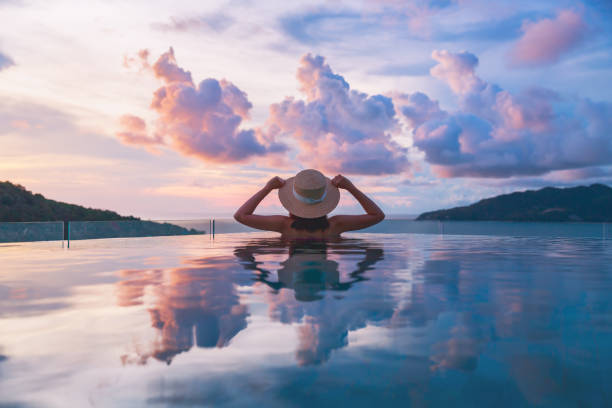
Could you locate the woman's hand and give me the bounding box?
[331,174,355,190]
[266,176,285,190]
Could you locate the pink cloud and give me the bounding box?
[151,47,192,83]
[117,48,287,163]
[509,9,588,67]
[430,50,484,95]
[116,115,163,153]
[122,49,150,70]
[263,54,410,175]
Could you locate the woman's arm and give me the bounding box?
[329,175,385,233]
[234,177,289,232]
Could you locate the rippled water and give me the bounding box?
[1,233,611,407]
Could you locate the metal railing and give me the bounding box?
[0,218,610,245]
[0,221,64,244]
[0,219,208,245]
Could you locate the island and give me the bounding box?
[417,184,612,222]
[0,181,205,242]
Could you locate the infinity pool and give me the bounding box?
[1,233,611,407]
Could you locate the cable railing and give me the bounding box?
[0,218,610,245]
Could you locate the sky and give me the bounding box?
[1,0,611,219]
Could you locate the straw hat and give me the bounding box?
[278,169,340,218]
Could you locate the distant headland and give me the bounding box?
[0,181,204,240]
[417,184,612,222]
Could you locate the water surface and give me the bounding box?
[0,233,610,407]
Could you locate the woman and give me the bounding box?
[234,169,385,239]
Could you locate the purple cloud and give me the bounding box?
[430,50,484,95]
[117,48,287,163]
[400,49,612,178]
[392,91,447,128]
[509,9,588,67]
[263,54,409,175]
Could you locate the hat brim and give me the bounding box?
[278,177,340,218]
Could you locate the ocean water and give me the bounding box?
[0,232,611,407]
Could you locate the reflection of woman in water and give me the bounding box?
[234,169,385,239]
[234,240,384,301]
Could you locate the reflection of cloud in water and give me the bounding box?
[394,236,612,376]
[116,257,251,365]
[0,283,71,317]
[430,320,488,372]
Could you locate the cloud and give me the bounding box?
[433,10,546,42]
[0,51,14,71]
[262,54,410,175]
[117,257,251,365]
[551,166,612,181]
[117,48,287,163]
[279,9,363,45]
[122,49,149,70]
[373,0,458,36]
[509,9,588,67]
[399,49,612,178]
[151,47,192,83]
[152,13,235,33]
[430,50,484,95]
[392,91,447,128]
[278,2,460,46]
[116,115,163,153]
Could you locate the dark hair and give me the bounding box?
[290,215,330,232]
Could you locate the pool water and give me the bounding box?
[0,233,611,407]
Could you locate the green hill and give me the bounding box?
[417,184,612,222]
[0,181,140,222]
[0,181,204,242]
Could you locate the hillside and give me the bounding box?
[417,184,612,222]
[0,181,204,241]
[0,181,140,222]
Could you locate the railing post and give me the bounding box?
[63,221,70,248]
[212,219,215,239]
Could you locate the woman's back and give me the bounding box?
[280,215,340,240]
[234,171,385,238]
